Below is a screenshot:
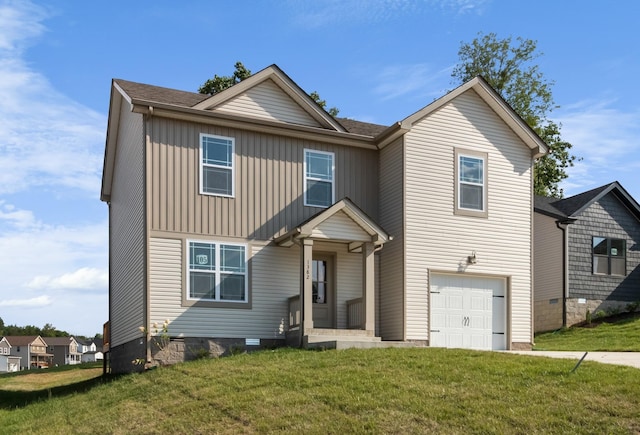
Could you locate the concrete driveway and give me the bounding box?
[507,351,640,369]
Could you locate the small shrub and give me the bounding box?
[192,347,210,360]
[585,309,592,325]
[228,344,245,356]
[594,310,607,320]
[607,306,621,316]
[626,301,640,313]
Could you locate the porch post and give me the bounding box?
[362,242,375,332]
[301,238,314,332]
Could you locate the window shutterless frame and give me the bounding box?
[199,133,235,197]
[454,148,488,218]
[304,149,335,208]
[186,240,248,303]
[592,236,626,276]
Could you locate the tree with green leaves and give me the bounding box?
[199,62,339,117]
[451,32,578,197]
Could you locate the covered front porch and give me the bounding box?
[275,198,391,348]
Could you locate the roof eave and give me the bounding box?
[132,99,377,149]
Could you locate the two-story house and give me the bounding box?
[3,336,52,370]
[0,337,21,372]
[44,336,82,366]
[101,65,547,373]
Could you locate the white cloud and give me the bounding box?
[0,295,52,308]
[28,267,108,291]
[555,99,640,197]
[288,0,488,28]
[371,63,452,102]
[0,1,105,196]
[0,0,47,53]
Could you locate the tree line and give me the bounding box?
[0,317,102,340]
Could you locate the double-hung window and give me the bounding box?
[188,241,247,302]
[592,237,626,276]
[304,149,334,207]
[200,134,234,197]
[455,149,487,217]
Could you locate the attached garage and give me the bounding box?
[429,273,508,350]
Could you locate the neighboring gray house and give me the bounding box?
[44,336,82,366]
[0,337,21,372]
[3,336,52,370]
[101,65,547,373]
[534,182,640,331]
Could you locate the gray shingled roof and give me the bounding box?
[336,118,388,137]
[113,80,389,137]
[114,79,209,107]
[535,181,640,220]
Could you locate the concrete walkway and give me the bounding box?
[507,351,640,369]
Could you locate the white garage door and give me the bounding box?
[430,274,507,350]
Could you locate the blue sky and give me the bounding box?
[1,0,638,336]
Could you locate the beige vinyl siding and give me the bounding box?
[148,238,364,335]
[109,102,146,347]
[533,213,564,302]
[147,118,378,240]
[378,137,405,340]
[404,89,533,343]
[213,79,322,128]
[149,238,297,338]
[311,211,372,241]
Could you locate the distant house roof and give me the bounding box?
[535,181,640,221]
[2,336,41,346]
[43,336,76,346]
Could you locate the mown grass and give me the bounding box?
[535,313,640,351]
[1,348,639,434]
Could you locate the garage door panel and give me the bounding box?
[430,274,507,351]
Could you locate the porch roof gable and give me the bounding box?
[275,198,391,249]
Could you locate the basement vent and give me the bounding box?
[245,338,260,346]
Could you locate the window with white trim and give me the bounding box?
[304,149,334,207]
[200,134,234,197]
[592,237,626,276]
[188,241,247,302]
[455,149,487,217]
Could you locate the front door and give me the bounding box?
[312,255,334,328]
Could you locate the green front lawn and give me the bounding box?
[1,348,639,434]
[535,313,640,351]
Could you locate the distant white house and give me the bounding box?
[81,350,104,363]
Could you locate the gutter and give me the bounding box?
[555,219,574,328]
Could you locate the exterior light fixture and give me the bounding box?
[467,251,477,265]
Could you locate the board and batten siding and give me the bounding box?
[378,137,405,340]
[148,238,365,337]
[533,213,564,302]
[109,102,146,347]
[404,89,534,344]
[213,79,322,128]
[146,117,378,241]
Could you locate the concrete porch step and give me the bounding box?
[304,328,380,344]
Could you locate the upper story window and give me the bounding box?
[455,149,487,217]
[593,237,626,276]
[200,134,235,197]
[304,149,334,208]
[187,240,247,303]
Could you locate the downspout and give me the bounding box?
[556,220,570,328]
